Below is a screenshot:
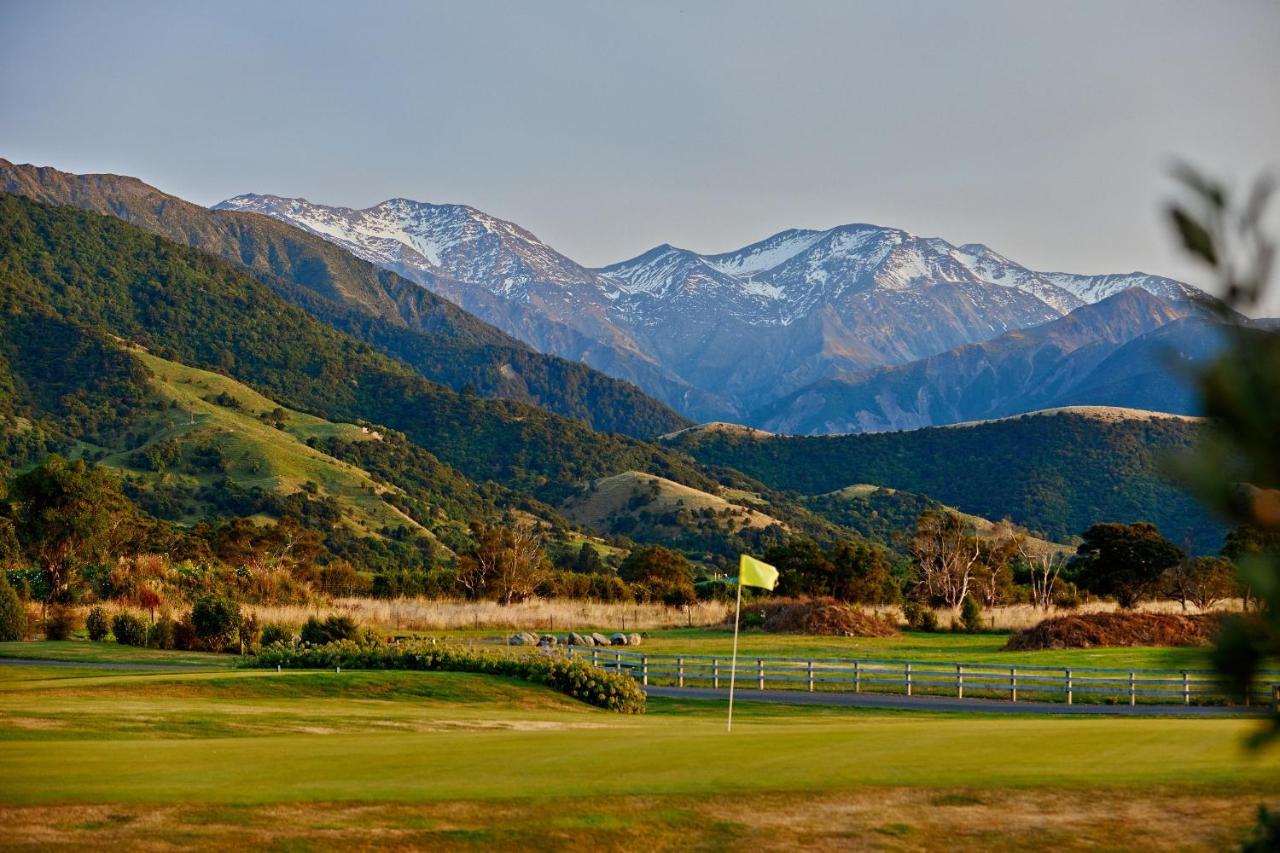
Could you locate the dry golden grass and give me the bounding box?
[878,598,1245,632]
[246,596,732,633]
[0,787,1264,851]
[561,470,784,533]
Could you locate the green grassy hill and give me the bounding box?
[98,348,430,539]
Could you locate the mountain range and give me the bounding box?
[0,163,1234,558]
[218,192,1210,426]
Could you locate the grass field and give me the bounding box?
[1,643,1277,850]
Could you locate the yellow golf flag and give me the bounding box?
[738,554,778,590]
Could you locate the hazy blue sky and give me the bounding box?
[4,1,1279,311]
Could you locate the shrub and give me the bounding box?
[300,614,359,646]
[260,622,295,647]
[0,574,26,641]
[173,617,200,651]
[902,602,939,632]
[960,595,983,634]
[248,640,645,714]
[732,598,897,637]
[148,615,176,650]
[85,606,110,641]
[1005,612,1220,651]
[44,606,75,640]
[111,611,149,647]
[191,595,240,650]
[238,612,260,652]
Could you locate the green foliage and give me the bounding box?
[249,640,646,713]
[147,615,176,650]
[8,456,139,604]
[85,605,109,641]
[902,602,938,632]
[767,537,899,604]
[618,545,695,605]
[300,615,359,646]
[260,622,295,647]
[190,595,241,650]
[960,595,982,633]
[0,572,24,641]
[671,413,1220,550]
[111,611,149,647]
[1071,522,1184,609]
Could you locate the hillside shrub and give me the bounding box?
[111,612,149,647]
[902,602,939,632]
[85,606,110,641]
[960,595,982,634]
[260,622,296,647]
[191,595,240,650]
[44,606,75,640]
[148,615,176,650]
[0,574,26,641]
[248,641,645,713]
[300,614,358,646]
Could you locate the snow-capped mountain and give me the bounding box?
[215,192,1207,419]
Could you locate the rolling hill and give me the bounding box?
[667,407,1222,550]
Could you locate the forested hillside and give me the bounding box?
[0,160,689,438]
[0,193,711,505]
[668,410,1223,550]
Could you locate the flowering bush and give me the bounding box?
[247,640,645,714]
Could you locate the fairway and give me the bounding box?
[2,655,1278,850]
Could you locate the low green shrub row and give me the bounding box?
[247,641,646,714]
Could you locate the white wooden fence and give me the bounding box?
[568,646,1280,708]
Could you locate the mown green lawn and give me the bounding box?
[0,640,234,668]
[628,629,1216,671]
[1,657,1276,850]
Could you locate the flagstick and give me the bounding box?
[727,577,743,733]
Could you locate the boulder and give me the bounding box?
[540,634,558,646]
[522,631,540,645]
[568,631,589,646]
[627,633,642,647]
[590,632,610,647]
[508,633,532,646]
[610,632,628,646]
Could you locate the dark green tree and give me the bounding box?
[8,456,135,604]
[618,545,695,605]
[1071,522,1183,609]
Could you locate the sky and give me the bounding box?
[4,0,1279,312]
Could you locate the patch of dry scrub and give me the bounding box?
[740,598,898,637]
[1005,612,1220,650]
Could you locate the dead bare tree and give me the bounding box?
[1019,541,1066,611]
[911,509,982,610]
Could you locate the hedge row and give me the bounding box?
[246,641,646,714]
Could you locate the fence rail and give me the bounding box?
[566,646,1280,708]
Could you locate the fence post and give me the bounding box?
[906,662,913,697]
[615,652,622,674]
[854,661,861,693]
[757,659,765,690]
[1065,669,1072,705]
[807,660,815,692]
[956,663,964,699]
[591,648,599,667]
[677,656,684,688]
[1010,667,1018,702]
[712,658,719,689]
[1183,671,1190,706]
[641,655,648,687]
[1129,672,1136,707]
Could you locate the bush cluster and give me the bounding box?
[299,614,358,645]
[85,606,110,641]
[0,575,26,641]
[111,611,149,646]
[249,641,646,714]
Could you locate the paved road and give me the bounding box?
[646,685,1267,717]
[0,657,220,671]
